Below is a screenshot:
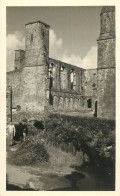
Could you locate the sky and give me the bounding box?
[6,6,102,72]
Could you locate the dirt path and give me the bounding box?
[6,143,114,191]
[7,163,76,191]
[6,144,74,191]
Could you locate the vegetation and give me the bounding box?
[44,114,115,167]
[7,114,115,170]
[8,132,49,166]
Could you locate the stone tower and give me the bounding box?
[21,21,50,113]
[97,6,115,119]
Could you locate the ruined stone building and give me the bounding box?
[7,6,115,122]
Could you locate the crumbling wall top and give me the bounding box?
[25,20,50,28]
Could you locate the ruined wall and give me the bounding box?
[6,87,12,122]
[98,38,115,68]
[15,50,25,70]
[100,7,115,39]
[97,68,115,119]
[48,58,85,111]
[7,70,23,109]
[6,7,115,120]
[25,21,49,67]
[21,66,46,112]
[49,58,84,93]
[83,69,97,112]
[97,6,115,119]
[21,21,50,112]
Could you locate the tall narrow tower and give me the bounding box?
[97,6,115,119]
[22,21,50,112]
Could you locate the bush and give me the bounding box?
[44,115,115,167]
[9,134,49,166]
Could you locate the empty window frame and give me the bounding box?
[70,69,76,90]
[31,34,33,42]
[87,99,92,108]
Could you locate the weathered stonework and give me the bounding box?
[98,39,115,68]
[97,6,115,119]
[14,50,25,70]
[97,68,115,119]
[7,70,23,108]
[7,6,115,121]
[6,87,12,122]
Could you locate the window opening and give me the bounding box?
[87,99,92,108]
[70,69,76,90]
[31,34,33,42]
[60,65,65,71]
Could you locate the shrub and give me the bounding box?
[9,134,49,166]
[44,115,115,167]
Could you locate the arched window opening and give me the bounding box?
[87,99,92,108]
[48,70,52,77]
[60,65,68,90]
[60,65,65,72]
[48,62,55,89]
[48,62,54,76]
[70,69,76,90]
[50,62,54,68]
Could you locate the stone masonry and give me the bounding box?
[97,6,115,119]
[6,6,115,121]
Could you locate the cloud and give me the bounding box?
[7,31,25,71]
[6,29,97,72]
[61,51,82,67]
[49,29,63,59]
[49,29,97,69]
[61,46,97,69]
[81,46,97,69]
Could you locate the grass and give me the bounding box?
[7,115,115,170]
[7,124,84,168]
[7,133,49,166]
[44,115,115,167]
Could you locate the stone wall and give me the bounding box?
[6,86,12,122]
[97,6,115,119]
[7,70,23,109]
[25,21,49,67]
[49,58,84,93]
[51,91,84,112]
[15,50,25,70]
[98,38,115,68]
[19,21,50,113]
[48,58,85,112]
[97,68,115,119]
[83,69,97,112]
[6,7,115,120]
[100,7,115,39]
[21,66,47,112]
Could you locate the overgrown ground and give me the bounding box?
[6,115,115,190]
[7,121,83,168]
